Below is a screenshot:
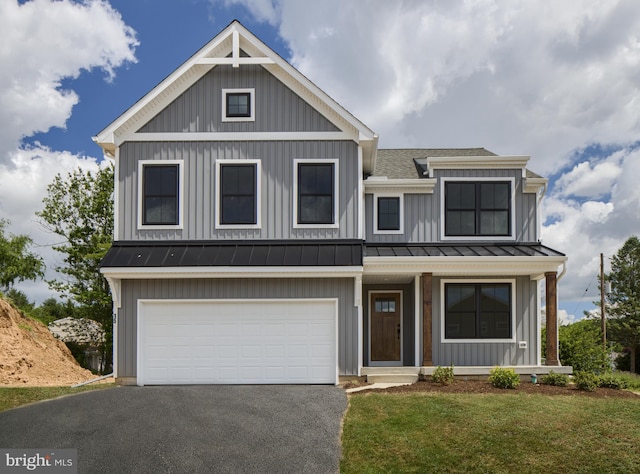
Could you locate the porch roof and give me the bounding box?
[364,243,566,280]
[365,243,565,258]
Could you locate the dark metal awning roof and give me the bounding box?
[100,240,364,268]
[365,243,565,258]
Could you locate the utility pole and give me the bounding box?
[600,253,606,350]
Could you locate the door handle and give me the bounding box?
[397,324,401,339]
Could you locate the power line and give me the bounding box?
[571,272,598,318]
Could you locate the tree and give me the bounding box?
[31,297,78,326]
[4,288,35,314]
[0,219,44,289]
[606,236,640,374]
[37,164,114,373]
[558,318,610,373]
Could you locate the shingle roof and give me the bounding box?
[373,148,497,179]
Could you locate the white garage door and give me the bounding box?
[138,299,337,385]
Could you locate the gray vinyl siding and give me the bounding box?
[365,169,538,243]
[365,194,437,243]
[362,284,415,366]
[431,276,539,366]
[139,64,339,133]
[116,278,358,379]
[118,140,360,240]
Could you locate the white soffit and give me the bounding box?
[363,256,566,278]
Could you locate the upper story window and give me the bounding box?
[443,281,514,341]
[222,88,255,122]
[138,160,183,229]
[374,194,403,234]
[444,180,512,238]
[294,159,338,228]
[216,160,261,228]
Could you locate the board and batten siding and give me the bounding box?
[365,169,538,243]
[431,276,539,366]
[139,64,339,133]
[116,278,358,379]
[365,193,437,243]
[118,140,360,241]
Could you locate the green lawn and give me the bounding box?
[341,392,640,473]
[0,384,115,412]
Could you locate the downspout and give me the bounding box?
[71,373,114,388]
[354,275,363,376]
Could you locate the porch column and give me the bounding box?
[545,271,559,366]
[422,272,433,366]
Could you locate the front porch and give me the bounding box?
[360,243,569,379]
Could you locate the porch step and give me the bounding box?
[365,373,419,384]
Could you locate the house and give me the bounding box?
[48,317,105,372]
[96,21,568,386]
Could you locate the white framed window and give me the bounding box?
[293,159,339,229]
[440,279,516,343]
[373,193,403,234]
[440,177,515,241]
[215,159,261,229]
[221,88,255,122]
[137,160,184,230]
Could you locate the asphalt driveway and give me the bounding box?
[0,385,347,473]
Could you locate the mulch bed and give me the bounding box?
[348,380,639,399]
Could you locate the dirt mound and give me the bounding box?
[0,298,95,386]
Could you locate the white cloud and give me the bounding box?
[558,309,578,326]
[231,0,640,320]
[555,158,623,198]
[542,145,640,306]
[0,0,138,163]
[0,0,137,302]
[223,0,640,176]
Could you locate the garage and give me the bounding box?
[137,299,338,385]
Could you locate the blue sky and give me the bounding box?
[3,0,640,324]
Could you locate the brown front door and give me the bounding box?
[370,293,401,362]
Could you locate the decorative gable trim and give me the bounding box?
[425,156,530,178]
[93,20,377,168]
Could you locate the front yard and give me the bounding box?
[341,389,640,473]
[0,384,114,412]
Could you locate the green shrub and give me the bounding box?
[598,373,629,390]
[612,371,640,390]
[574,371,599,392]
[489,367,520,389]
[540,370,570,387]
[432,365,455,385]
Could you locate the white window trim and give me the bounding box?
[440,278,517,344]
[293,159,339,229]
[367,290,403,367]
[373,193,404,235]
[440,177,516,241]
[137,160,184,230]
[221,88,255,122]
[215,159,261,230]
